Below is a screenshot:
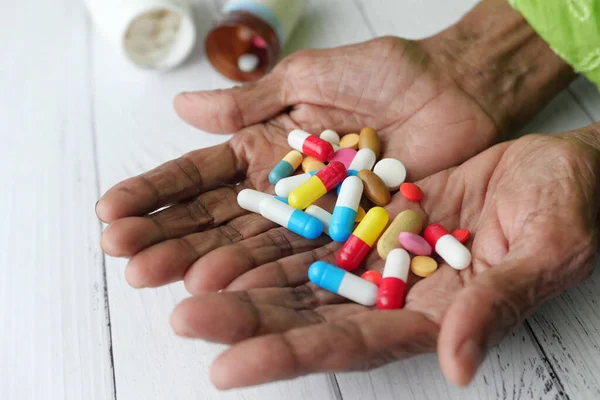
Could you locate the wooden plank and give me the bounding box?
[92,0,373,398]
[569,77,600,121]
[0,1,115,399]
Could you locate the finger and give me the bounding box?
[171,287,328,342]
[124,213,275,288]
[210,309,438,389]
[100,185,248,256]
[289,104,373,134]
[174,71,289,133]
[225,242,339,291]
[96,143,242,222]
[438,247,596,386]
[183,227,331,294]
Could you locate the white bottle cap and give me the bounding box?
[85,0,196,70]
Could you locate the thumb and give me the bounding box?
[174,70,290,134]
[438,250,594,387]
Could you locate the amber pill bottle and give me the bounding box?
[206,0,307,82]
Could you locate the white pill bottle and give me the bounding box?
[206,0,308,82]
[85,0,196,70]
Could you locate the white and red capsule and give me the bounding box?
[288,129,335,162]
[377,249,410,309]
[423,224,472,270]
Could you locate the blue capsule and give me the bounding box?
[268,151,302,185]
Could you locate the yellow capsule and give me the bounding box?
[355,206,366,222]
[302,156,325,173]
[411,256,438,278]
[353,206,389,246]
[288,176,327,209]
[283,150,303,167]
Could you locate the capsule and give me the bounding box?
[288,161,346,209]
[288,129,335,162]
[268,150,303,185]
[308,261,378,306]
[330,176,363,242]
[347,148,376,176]
[319,129,340,145]
[275,171,317,197]
[237,189,272,213]
[274,196,289,204]
[377,249,410,309]
[304,205,332,237]
[423,224,472,270]
[258,197,323,239]
[337,207,389,271]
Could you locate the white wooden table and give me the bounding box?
[2,0,600,399]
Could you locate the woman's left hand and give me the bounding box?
[170,130,600,389]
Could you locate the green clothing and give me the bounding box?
[510,0,600,87]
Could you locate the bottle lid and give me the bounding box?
[85,0,196,70]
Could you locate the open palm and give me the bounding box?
[97,37,498,292]
[167,133,599,389]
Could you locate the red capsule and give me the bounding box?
[337,235,370,271]
[315,161,347,191]
[377,249,410,310]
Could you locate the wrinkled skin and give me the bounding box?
[96,38,599,388]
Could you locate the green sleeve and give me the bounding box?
[510,0,600,88]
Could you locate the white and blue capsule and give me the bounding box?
[258,196,323,239]
[330,176,363,242]
[268,150,303,185]
[308,261,378,306]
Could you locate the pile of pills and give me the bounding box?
[237,127,472,309]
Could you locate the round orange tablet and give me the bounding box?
[361,270,382,286]
[452,228,471,244]
[339,133,360,149]
[400,183,423,202]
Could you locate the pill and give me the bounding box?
[308,261,378,306]
[258,197,323,239]
[358,170,391,206]
[348,148,376,176]
[301,156,325,173]
[304,205,332,237]
[252,35,267,48]
[237,189,272,213]
[373,158,406,190]
[452,228,471,244]
[355,206,366,222]
[288,161,346,209]
[274,196,288,204]
[288,129,335,162]
[268,150,303,185]
[361,270,382,286]
[377,248,410,309]
[377,210,423,259]
[330,176,364,242]
[275,171,317,197]
[339,133,360,149]
[423,224,472,270]
[338,206,389,271]
[330,148,357,170]
[398,232,432,256]
[358,127,381,159]
[400,183,424,202]
[319,129,340,145]
[410,256,438,278]
[238,53,260,72]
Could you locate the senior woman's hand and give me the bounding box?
[169,130,600,389]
